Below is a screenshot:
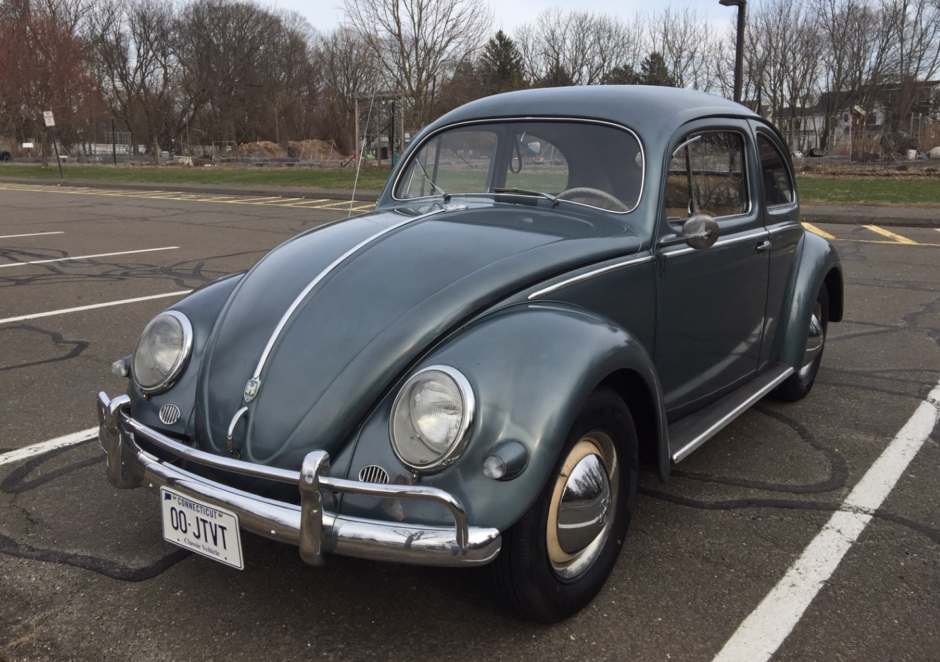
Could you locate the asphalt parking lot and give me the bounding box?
[1,183,938,661]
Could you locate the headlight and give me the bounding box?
[131,311,193,394]
[390,366,475,472]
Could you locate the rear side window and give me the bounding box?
[665,131,748,219]
[757,134,794,207]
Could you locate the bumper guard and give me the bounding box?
[96,391,501,567]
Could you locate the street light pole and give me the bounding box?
[720,0,747,104]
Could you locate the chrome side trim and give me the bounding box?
[527,255,653,300]
[768,222,801,234]
[250,208,446,383]
[668,363,794,463]
[98,391,500,566]
[714,229,769,248]
[661,229,769,258]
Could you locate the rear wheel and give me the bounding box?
[774,284,829,402]
[491,388,638,622]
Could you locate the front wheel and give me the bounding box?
[774,284,829,402]
[491,388,638,622]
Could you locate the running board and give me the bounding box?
[668,363,794,463]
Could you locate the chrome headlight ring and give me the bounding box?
[131,310,194,395]
[389,365,475,474]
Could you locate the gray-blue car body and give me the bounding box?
[97,86,842,622]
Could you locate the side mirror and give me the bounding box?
[658,214,720,250]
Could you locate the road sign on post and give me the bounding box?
[43,110,65,181]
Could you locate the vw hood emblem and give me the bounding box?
[243,378,261,402]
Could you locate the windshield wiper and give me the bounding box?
[493,187,558,206]
[413,159,450,201]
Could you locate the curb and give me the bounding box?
[801,204,940,228]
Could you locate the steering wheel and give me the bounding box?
[556,187,630,212]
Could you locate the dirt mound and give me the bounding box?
[231,139,338,159]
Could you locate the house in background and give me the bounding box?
[766,80,940,156]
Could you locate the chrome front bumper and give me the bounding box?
[96,392,501,567]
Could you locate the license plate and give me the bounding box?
[160,487,244,570]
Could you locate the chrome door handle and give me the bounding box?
[756,240,772,253]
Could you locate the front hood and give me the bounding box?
[196,202,641,469]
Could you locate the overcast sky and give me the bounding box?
[268,0,733,35]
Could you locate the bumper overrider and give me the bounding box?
[96,392,501,567]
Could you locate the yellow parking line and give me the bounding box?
[277,199,332,207]
[863,225,917,244]
[237,197,287,204]
[801,222,835,240]
[316,200,360,209]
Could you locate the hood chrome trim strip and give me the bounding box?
[249,208,447,383]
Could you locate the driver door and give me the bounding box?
[655,123,770,420]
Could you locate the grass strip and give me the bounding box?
[0,163,391,190]
[795,176,940,205]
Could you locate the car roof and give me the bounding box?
[428,85,757,140]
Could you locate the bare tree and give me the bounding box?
[515,9,645,87]
[742,0,823,148]
[649,6,720,91]
[316,25,380,152]
[342,0,492,131]
[882,0,940,130]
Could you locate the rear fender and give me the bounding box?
[342,302,668,532]
[779,231,843,369]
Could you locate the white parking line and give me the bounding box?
[0,246,178,269]
[0,427,98,467]
[0,231,65,240]
[0,290,192,324]
[712,379,940,662]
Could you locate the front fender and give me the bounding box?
[127,273,244,435]
[342,302,666,533]
[779,231,843,369]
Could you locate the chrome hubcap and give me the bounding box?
[547,432,618,580]
[800,301,825,379]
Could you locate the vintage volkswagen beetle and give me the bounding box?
[97,86,842,622]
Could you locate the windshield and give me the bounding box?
[394,120,644,213]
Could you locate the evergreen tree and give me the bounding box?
[537,62,574,88]
[640,52,676,87]
[479,30,525,95]
[601,64,640,85]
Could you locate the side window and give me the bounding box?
[665,131,748,220]
[757,134,794,207]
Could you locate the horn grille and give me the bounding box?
[358,465,390,484]
[159,404,181,425]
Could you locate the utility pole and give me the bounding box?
[111,118,117,165]
[720,0,747,104]
[376,102,382,168]
[390,100,396,166]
